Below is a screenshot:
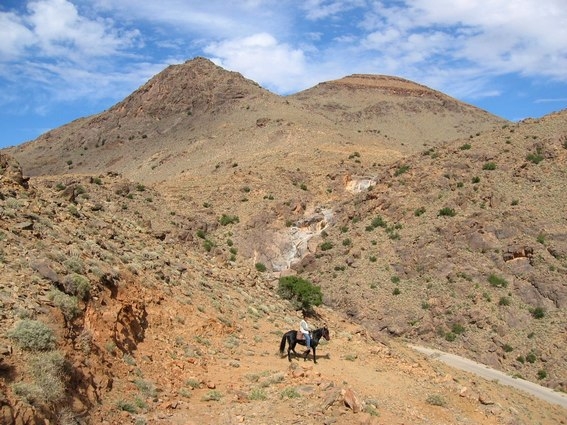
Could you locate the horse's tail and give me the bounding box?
[279,333,287,354]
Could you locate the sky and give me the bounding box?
[1,0,566,149]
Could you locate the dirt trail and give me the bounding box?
[409,344,567,410]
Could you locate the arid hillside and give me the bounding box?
[1,58,567,424]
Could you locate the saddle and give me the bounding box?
[296,331,310,341]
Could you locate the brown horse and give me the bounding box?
[279,326,330,363]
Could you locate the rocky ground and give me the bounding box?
[1,153,566,424]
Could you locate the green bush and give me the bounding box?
[371,216,386,228]
[394,165,410,176]
[255,262,267,272]
[438,207,456,217]
[483,162,496,170]
[460,143,471,150]
[12,350,67,407]
[531,306,545,319]
[451,323,465,335]
[414,207,426,217]
[64,273,91,300]
[320,241,333,251]
[8,319,57,351]
[278,276,323,311]
[219,214,239,226]
[488,274,508,288]
[48,289,80,321]
[526,150,544,164]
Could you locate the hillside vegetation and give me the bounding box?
[1,58,566,424]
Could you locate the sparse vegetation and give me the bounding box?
[8,319,57,351]
[219,214,239,225]
[438,207,456,217]
[394,164,410,176]
[426,394,446,406]
[488,274,508,288]
[483,162,496,170]
[531,306,545,319]
[280,387,300,399]
[320,241,333,251]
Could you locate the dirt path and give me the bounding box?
[409,344,567,410]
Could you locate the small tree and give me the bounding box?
[278,276,322,311]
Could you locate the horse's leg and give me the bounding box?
[288,339,295,362]
[313,346,317,364]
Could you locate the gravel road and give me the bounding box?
[409,344,567,410]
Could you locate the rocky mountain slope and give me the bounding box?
[1,57,566,424]
[2,152,566,425]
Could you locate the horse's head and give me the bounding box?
[322,326,330,341]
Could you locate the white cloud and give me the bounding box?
[27,0,140,60]
[204,33,308,93]
[301,0,365,20]
[0,11,36,60]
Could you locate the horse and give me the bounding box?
[279,326,330,364]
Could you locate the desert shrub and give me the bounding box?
[255,262,267,272]
[471,176,481,183]
[537,370,547,380]
[64,258,84,274]
[438,207,456,217]
[503,344,514,352]
[203,239,214,252]
[116,400,137,413]
[280,387,300,399]
[219,214,239,226]
[8,319,57,351]
[185,379,201,389]
[370,216,386,228]
[445,332,456,342]
[391,276,400,284]
[451,323,465,335]
[196,229,206,239]
[342,238,351,246]
[426,394,446,406]
[64,273,91,300]
[488,274,508,288]
[320,241,333,251]
[483,162,496,170]
[460,143,471,150]
[249,387,267,401]
[414,207,426,216]
[134,379,157,398]
[526,352,537,363]
[531,306,545,319]
[392,287,401,295]
[278,276,322,311]
[202,390,222,401]
[48,289,80,321]
[394,165,410,176]
[499,297,511,306]
[13,351,67,406]
[526,149,544,164]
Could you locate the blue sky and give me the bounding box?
[1,0,566,149]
